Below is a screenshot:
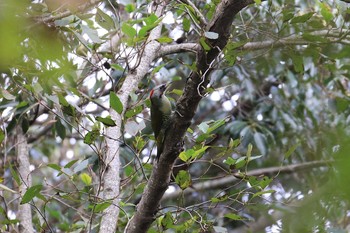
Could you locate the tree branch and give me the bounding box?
[125,0,257,232]
[16,126,34,233]
[100,1,167,233]
[241,29,350,51]
[34,0,102,23]
[162,160,332,201]
[158,43,199,56]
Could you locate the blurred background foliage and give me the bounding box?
[1,0,350,232]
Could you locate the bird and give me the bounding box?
[150,83,172,161]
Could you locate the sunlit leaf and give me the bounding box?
[80,173,92,186]
[121,23,137,38]
[125,4,135,13]
[198,122,209,133]
[179,149,195,162]
[224,213,244,220]
[175,170,191,190]
[319,2,333,22]
[156,37,173,43]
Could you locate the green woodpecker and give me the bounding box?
[150,83,172,161]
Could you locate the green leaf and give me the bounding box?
[193,146,209,160]
[319,2,333,22]
[198,122,209,133]
[156,37,173,43]
[290,12,314,24]
[1,88,15,100]
[179,149,195,162]
[48,163,61,172]
[291,53,304,73]
[95,8,115,30]
[224,213,244,220]
[248,176,272,190]
[64,159,79,168]
[182,17,191,32]
[170,88,183,96]
[161,212,174,229]
[93,202,112,213]
[302,33,329,43]
[110,63,124,71]
[139,24,158,37]
[207,118,226,134]
[284,142,300,159]
[10,164,20,185]
[84,129,100,145]
[55,118,66,140]
[253,132,267,156]
[246,143,253,159]
[229,138,240,149]
[83,25,103,43]
[282,11,295,22]
[21,185,43,204]
[125,4,135,13]
[80,173,92,186]
[57,93,69,107]
[62,105,76,117]
[224,40,248,65]
[125,105,143,118]
[0,129,4,144]
[235,157,247,169]
[96,116,116,127]
[110,92,123,114]
[199,37,211,51]
[175,170,192,190]
[252,189,276,198]
[73,159,89,173]
[196,133,215,143]
[121,23,137,38]
[211,195,228,203]
[224,157,236,166]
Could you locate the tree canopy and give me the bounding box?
[1,0,350,232]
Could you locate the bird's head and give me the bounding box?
[150,83,171,101]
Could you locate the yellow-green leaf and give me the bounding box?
[80,173,92,186]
